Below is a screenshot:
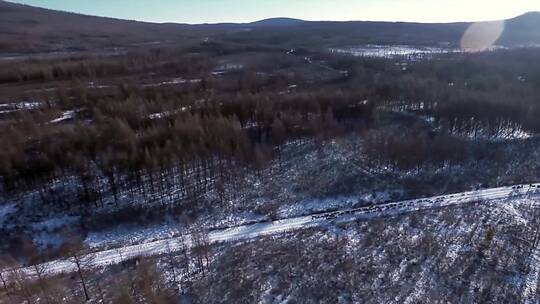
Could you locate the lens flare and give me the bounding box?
[460,20,505,52]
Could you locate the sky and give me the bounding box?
[7,0,540,24]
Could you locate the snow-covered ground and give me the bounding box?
[49,110,77,124]
[329,45,461,59]
[0,203,16,227]
[462,126,533,141]
[522,199,540,303]
[0,101,42,114]
[523,239,540,303]
[212,63,244,76]
[147,107,189,120]
[277,191,394,219]
[143,78,201,87]
[31,216,80,249]
[386,104,535,142]
[11,182,540,278]
[86,219,184,249]
[329,44,512,59]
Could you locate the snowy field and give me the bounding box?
[328,44,517,59]
[329,45,461,59]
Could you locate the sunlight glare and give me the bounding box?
[460,20,505,52]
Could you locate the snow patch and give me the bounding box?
[0,204,16,227]
[32,215,79,231]
[144,78,201,87]
[148,107,189,120]
[0,101,42,114]
[31,216,79,250]
[330,45,461,59]
[50,110,77,124]
[85,220,184,249]
[212,63,244,75]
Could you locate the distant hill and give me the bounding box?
[222,20,470,48]
[250,18,306,27]
[1,0,539,53]
[224,12,540,48]
[499,12,540,45]
[508,11,540,27]
[0,0,211,53]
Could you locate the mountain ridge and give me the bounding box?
[1,0,539,52]
[249,17,306,26]
[3,1,539,26]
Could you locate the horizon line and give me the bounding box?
[4,0,539,26]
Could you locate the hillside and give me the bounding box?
[2,1,540,54]
[224,20,469,47]
[225,12,540,48]
[499,12,540,45]
[250,17,306,27]
[2,2,540,302]
[0,0,209,53]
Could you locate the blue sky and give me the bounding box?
[8,0,540,24]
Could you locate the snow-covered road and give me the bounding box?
[9,183,540,277]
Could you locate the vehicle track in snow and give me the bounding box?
[8,183,540,278]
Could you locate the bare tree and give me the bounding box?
[32,262,53,304]
[0,254,18,302]
[20,239,56,304]
[191,229,211,276]
[7,266,35,304]
[60,238,95,301]
[164,240,180,293]
[0,255,14,292]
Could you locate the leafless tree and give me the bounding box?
[60,238,95,301]
[191,229,211,276]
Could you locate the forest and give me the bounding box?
[3,1,540,302]
[1,28,540,303]
[2,45,540,249]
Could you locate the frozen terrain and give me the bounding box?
[329,45,461,59]
[0,101,42,114]
[10,182,540,278]
[329,44,514,59]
